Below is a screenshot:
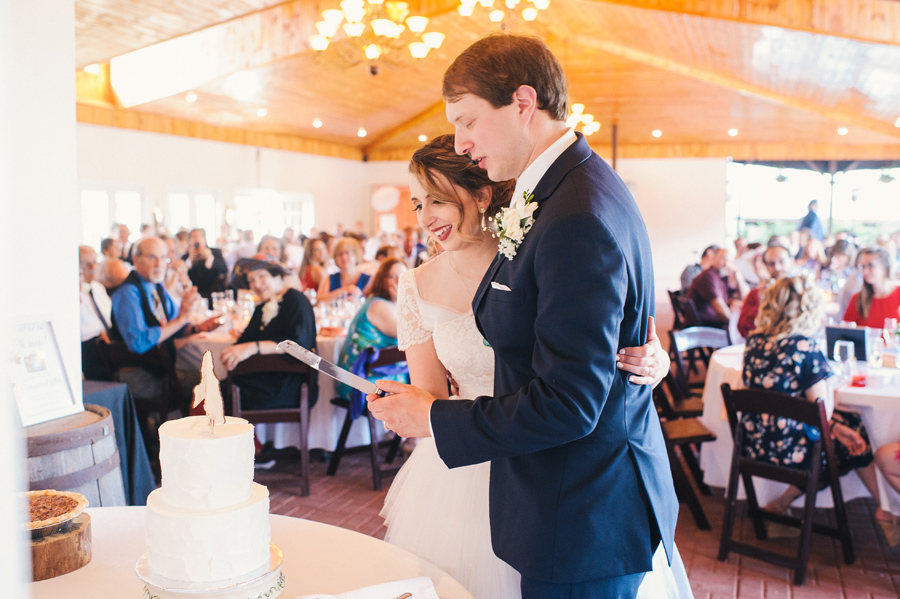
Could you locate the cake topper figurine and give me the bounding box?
[192,350,225,431]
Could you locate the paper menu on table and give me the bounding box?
[295,576,439,599]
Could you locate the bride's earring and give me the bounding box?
[480,208,496,239]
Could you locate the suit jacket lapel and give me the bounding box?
[471,133,594,334]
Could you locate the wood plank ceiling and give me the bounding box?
[74,0,900,161]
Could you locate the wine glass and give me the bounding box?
[884,318,898,351]
[833,340,856,379]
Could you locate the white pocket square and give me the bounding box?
[491,282,512,291]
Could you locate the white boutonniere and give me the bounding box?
[261,297,280,326]
[495,190,538,260]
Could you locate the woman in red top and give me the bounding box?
[842,247,900,329]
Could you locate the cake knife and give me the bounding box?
[276,340,388,397]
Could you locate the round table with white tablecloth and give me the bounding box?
[697,344,900,512]
[174,331,387,451]
[30,507,474,599]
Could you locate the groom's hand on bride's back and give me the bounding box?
[366,380,435,439]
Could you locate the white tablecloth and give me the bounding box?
[175,332,387,451]
[30,507,474,599]
[699,344,900,513]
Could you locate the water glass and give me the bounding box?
[884,318,899,350]
[833,340,856,378]
[868,337,884,370]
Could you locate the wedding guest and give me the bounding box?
[680,244,718,290]
[109,237,218,400]
[688,247,748,326]
[257,235,285,262]
[797,199,824,241]
[184,228,228,299]
[282,227,304,269]
[401,226,428,268]
[734,242,764,287]
[317,237,370,301]
[737,244,792,338]
[115,223,133,262]
[100,237,122,262]
[796,237,826,275]
[97,255,131,291]
[221,256,316,409]
[79,246,112,381]
[158,234,191,304]
[299,237,328,291]
[842,247,900,329]
[336,258,410,412]
[79,245,112,326]
[742,275,885,530]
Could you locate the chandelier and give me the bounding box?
[309,0,445,75]
[457,0,550,23]
[566,104,601,136]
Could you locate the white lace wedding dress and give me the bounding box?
[381,269,694,599]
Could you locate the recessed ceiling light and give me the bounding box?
[418,134,427,142]
[652,130,662,138]
[256,108,268,117]
[185,93,197,103]
[312,118,323,128]
[837,127,848,136]
[358,127,367,138]
[728,128,738,137]
[84,64,101,75]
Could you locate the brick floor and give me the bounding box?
[255,447,900,598]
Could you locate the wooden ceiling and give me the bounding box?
[74,0,900,161]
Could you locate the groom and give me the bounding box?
[369,34,678,599]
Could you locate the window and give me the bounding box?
[165,188,220,240]
[79,184,144,250]
[233,189,315,240]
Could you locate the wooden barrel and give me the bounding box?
[25,404,126,507]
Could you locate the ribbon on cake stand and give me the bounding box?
[192,350,225,431]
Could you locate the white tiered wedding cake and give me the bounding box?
[136,351,283,599]
[146,416,271,582]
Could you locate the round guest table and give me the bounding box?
[31,506,474,599]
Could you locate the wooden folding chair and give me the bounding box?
[227,354,318,497]
[719,384,855,585]
[327,346,407,491]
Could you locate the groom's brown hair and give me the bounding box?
[442,33,568,121]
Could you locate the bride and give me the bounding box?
[379,135,693,599]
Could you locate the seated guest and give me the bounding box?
[299,237,328,292]
[742,275,884,527]
[97,255,131,291]
[257,235,285,262]
[79,245,112,328]
[820,239,856,292]
[184,228,228,299]
[158,234,191,304]
[110,238,218,400]
[336,258,410,411]
[401,226,428,268]
[842,247,900,329]
[680,244,718,290]
[79,247,112,381]
[796,237,826,275]
[100,237,122,262]
[737,244,792,338]
[317,237,370,302]
[359,244,400,276]
[687,247,748,327]
[220,256,316,409]
[734,242,764,287]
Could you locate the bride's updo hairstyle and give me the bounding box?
[409,134,515,242]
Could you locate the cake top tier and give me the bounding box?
[160,415,252,440]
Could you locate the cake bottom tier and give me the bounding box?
[146,482,271,583]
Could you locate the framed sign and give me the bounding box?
[9,321,82,427]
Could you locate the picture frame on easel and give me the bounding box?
[9,320,83,427]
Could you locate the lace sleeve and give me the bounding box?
[397,268,433,350]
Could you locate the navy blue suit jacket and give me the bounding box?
[431,133,678,583]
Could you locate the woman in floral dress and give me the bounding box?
[742,275,886,521]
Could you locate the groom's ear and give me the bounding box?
[512,85,537,118]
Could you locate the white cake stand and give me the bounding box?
[135,544,284,599]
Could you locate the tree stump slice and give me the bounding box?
[30,513,92,581]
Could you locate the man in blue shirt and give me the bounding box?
[110,237,218,401]
[797,199,824,241]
